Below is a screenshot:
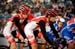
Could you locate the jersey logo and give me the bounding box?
[67,19,74,25]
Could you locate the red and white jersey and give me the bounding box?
[3,13,34,37]
[67,18,75,26]
[9,14,34,23]
[31,16,47,30]
[25,16,47,31]
[9,13,34,29]
[24,16,47,45]
[31,16,47,23]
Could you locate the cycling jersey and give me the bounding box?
[24,16,47,45]
[61,23,75,44]
[46,23,62,46]
[3,14,34,44]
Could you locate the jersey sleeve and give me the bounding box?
[8,16,16,22]
[8,14,20,22]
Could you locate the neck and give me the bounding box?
[47,17,53,25]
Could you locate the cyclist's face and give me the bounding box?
[58,22,63,28]
[19,6,30,15]
[49,16,56,22]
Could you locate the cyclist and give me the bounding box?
[24,8,58,49]
[61,23,75,49]
[46,17,65,49]
[61,8,75,49]
[3,4,34,49]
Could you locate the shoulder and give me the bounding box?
[32,16,46,21]
[8,14,20,21]
[31,16,46,23]
[67,19,75,26]
[27,14,35,20]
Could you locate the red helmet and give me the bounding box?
[46,8,58,17]
[18,4,30,14]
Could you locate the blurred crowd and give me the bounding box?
[0,0,75,34]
